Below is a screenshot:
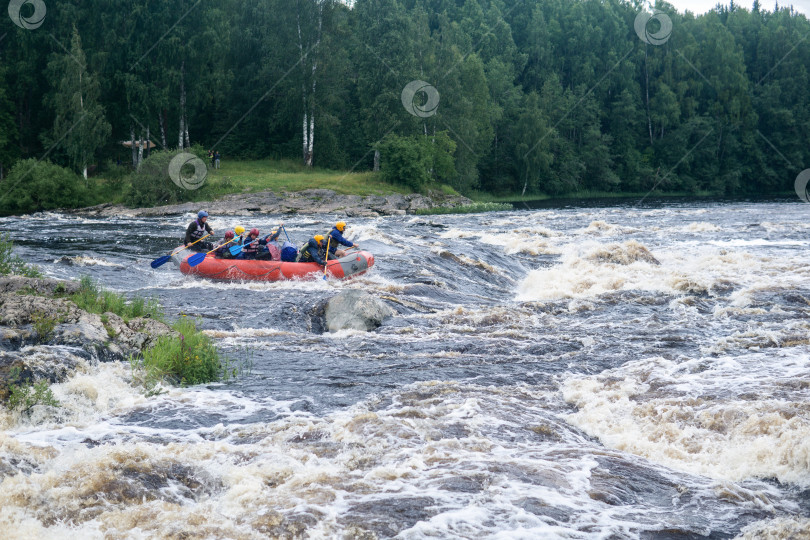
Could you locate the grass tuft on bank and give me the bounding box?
[0,234,42,278]
[68,276,163,321]
[414,202,513,215]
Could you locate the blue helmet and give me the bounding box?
[198,210,209,219]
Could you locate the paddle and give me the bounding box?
[187,238,235,267]
[323,237,331,280]
[229,241,247,256]
[281,225,293,243]
[150,234,211,268]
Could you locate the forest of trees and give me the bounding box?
[1,0,808,203]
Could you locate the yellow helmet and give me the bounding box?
[335,221,347,232]
[314,235,325,243]
[234,226,245,235]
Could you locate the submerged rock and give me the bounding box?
[323,290,395,332]
[0,346,87,400]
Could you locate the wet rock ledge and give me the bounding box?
[76,189,473,218]
[0,276,175,398]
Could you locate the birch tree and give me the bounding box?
[296,0,332,167]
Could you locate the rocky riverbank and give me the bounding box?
[0,276,175,399]
[76,189,473,218]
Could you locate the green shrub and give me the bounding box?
[130,318,243,388]
[377,132,457,191]
[413,202,513,215]
[5,368,59,415]
[68,276,162,321]
[0,234,42,277]
[0,158,90,216]
[125,145,208,207]
[31,309,64,342]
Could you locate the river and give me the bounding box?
[1,200,808,538]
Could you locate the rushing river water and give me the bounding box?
[1,200,809,538]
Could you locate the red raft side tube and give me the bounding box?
[178,251,375,282]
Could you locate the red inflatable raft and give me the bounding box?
[175,250,374,281]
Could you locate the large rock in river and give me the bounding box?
[323,290,395,332]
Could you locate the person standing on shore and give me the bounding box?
[184,211,214,252]
[214,151,221,170]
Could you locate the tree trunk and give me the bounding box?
[305,113,314,167]
[373,150,380,171]
[302,111,308,163]
[645,45,653,145]
[178,115,185,150]
[159,110,167,149]
[297,1,322,168]
[137,135,144,169]
[131,125,137,168]
[82,166,88,179]
[179,60,186,150]
[184,116,190,148]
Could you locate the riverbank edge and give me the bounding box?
[73,189,474,218]
[0,275,177,400]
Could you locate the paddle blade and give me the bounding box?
[187,253,206,267]
[150,255,172,268]
[229,244,243,255]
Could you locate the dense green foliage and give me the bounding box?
[0,159,90,216]
[378,132,457,191]
[1,0,808,203]
[130,318,241,388]
[125,145,208,207]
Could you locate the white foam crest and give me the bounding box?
[0,377,782,538]
[347,221,398,245]
[172,273,337,292]
[55,255,123,267]
[683,221,722,233]
[578,220,621,235]
[710,239,810,248]
[1,363,144,433]
[735,516,810,539]
[204,327,292,339]
[516,244,665,302]
[439,228,480,240]
[562,352,810,486]
[515,237,810,302]
[478,230,562,256]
